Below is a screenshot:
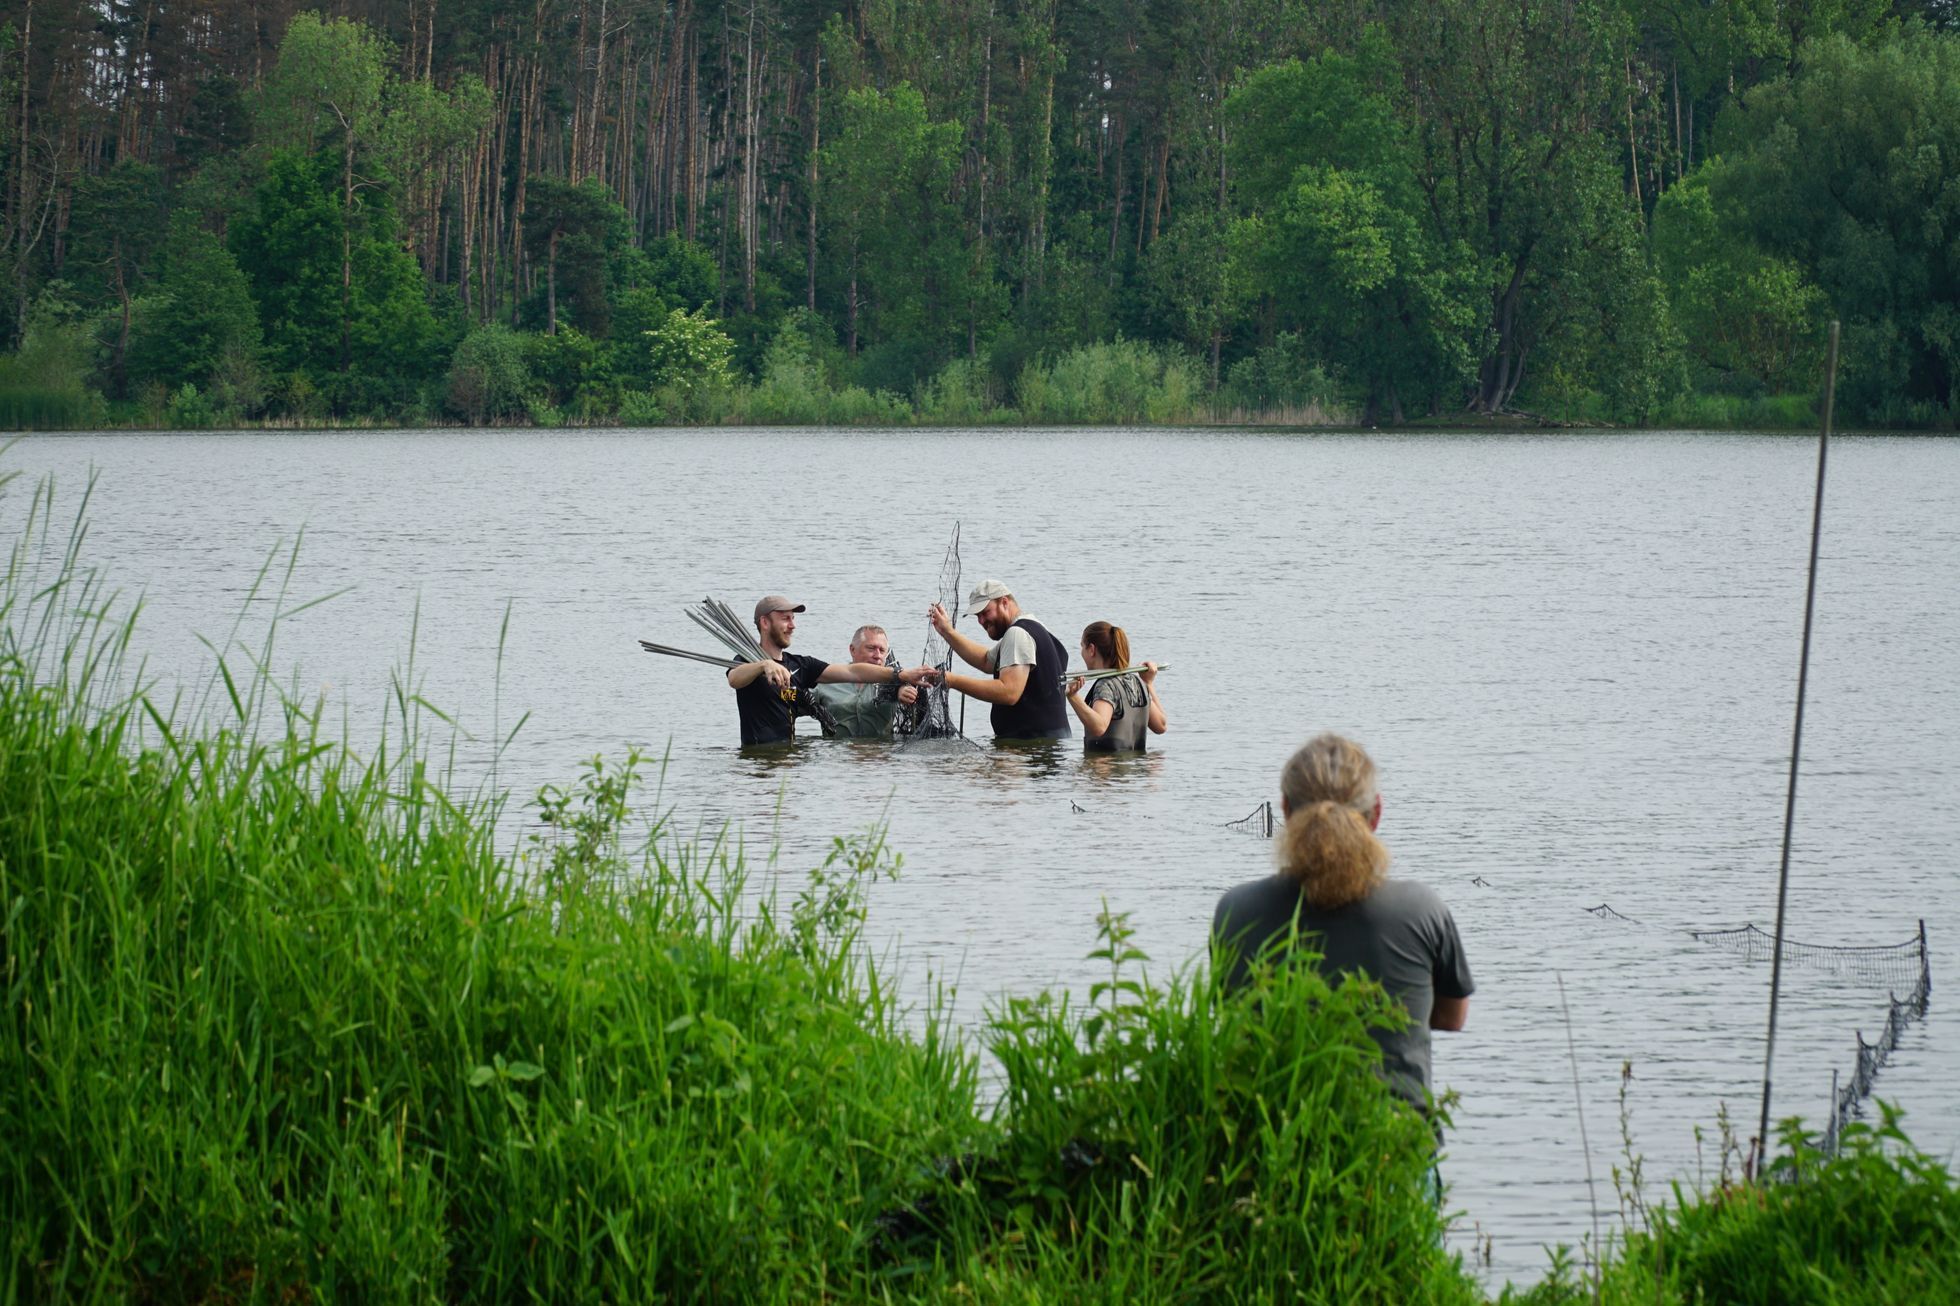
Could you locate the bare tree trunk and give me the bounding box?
[807,50,820,312]
[546,228,558,333]
[341,129,355,373]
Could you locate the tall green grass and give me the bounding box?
[0,467,1484,1300]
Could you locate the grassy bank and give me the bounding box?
[0,472,1468,1300]
[5,468,1957,1302]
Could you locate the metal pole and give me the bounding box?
[1755,320,1839,1174]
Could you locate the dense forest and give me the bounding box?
[1,0,1957,429]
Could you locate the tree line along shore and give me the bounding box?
[2,4,1957,432]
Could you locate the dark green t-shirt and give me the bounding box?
[1211,876,1474,1108]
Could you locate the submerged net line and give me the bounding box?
[1584,903,1640,924]
[1822,934,1933,1156]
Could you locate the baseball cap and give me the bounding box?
[753,595,807,621]
[961,579,1012,617]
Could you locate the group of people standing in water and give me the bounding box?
[722,582,1469,1140]
[726,579,1166,749]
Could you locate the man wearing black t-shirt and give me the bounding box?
[729,595,939,745]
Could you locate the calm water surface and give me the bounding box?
[10,427,1957,1285]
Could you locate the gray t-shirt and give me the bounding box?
[1211,876,1474,1108]
[1085,672,1149,752]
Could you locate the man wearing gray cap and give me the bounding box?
[729,596,938,745]
[928,580,1071,741]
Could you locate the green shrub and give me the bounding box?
[1511,1109,1960,1305]
[165,381,216,428]
[1217,333,1352,424]
[0,303,108,430]
[916,357,1009,423]
[1016,339,1206,424]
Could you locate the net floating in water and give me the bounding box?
[1222,801,1275,838]
[1819,922,1932,1157]
[1690,921,1928,985]
[1584,903,1640,924]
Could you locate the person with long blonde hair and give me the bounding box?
[1065,620,1167,752]
[1211,733,1473,1112]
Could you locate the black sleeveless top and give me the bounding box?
[991,617,1072,740]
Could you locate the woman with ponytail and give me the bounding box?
[1065,621,1167,752]
[1211,733,1474,1113]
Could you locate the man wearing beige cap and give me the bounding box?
[928,580,1071,741]
[729,596,938,745]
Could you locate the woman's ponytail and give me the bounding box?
[1274,734,1389,909]
[1081,621,1130,669]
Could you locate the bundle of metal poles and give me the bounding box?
[685,597,768,664]
[637,639,737,670]
[638,597,765,672]
[1058,663,1169,685]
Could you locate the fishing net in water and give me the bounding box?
[1691,921,1929,986]
[1221,801,1275,838]
[897,523,971,746]
[1585,903,1641,924]
[1821,927,1933,1156]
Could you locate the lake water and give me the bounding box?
[7,426,1957,1285]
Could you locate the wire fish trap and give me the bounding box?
[1690,920,1929,986]
[1222,801,1275,838]
[1584,903,1640,924]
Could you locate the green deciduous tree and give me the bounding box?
[1650,159,1824,391]
[1715,28,1960,423]
[254,13,392,376]
[1228,43,1481,421]
[820,84,977,363]
[522,177,628,337]
[645,307,736,415]
[126,214,262,401]
[66,160,165,396]
[230,149,436,410]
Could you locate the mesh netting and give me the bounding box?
[1690,922,1928,985]
[1584,903,1641,924]
[897,523,969,745]
[1221,801,1275,838]
[1822,930,1933,1156]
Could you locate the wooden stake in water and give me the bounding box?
[1756,319,1840,1175]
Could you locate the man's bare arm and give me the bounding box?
[1430,995,1469,1031]
[944,663,1029,706]
[929,604,994,671]
[817,662,936,687]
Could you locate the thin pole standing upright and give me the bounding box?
[1756,320,1841,1174]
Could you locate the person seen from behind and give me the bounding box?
[1211,733,1472,1117]
[1065,621,1166,752]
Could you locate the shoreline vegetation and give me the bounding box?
[7,486,1960,1301]
[8,9,1960,437]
